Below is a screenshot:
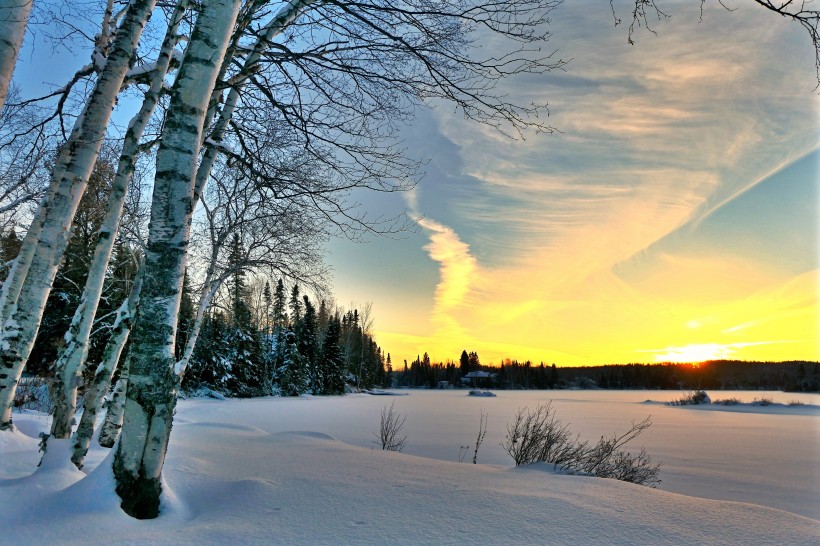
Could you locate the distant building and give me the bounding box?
[461,370,497,388]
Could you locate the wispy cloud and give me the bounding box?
[405,189,478,340]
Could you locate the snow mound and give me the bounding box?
[273,430,337,441]
[178,421,269,436]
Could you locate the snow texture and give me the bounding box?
[1,390,818,544]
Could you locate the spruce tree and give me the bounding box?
[289,283,302,326]
[262,281,272,337]
[318,315,345,394]
[279,330,309,396]
[296,295,318,383]
[272,278,287,331]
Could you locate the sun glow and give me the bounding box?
[651,343,735,363]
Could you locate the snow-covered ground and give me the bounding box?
[1,390,818,544]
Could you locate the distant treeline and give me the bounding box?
[545,360,819,392]
[394,354,819,392]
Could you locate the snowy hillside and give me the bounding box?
[1,393,818,545]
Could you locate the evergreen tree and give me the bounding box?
[279,330,309,396]
[272,278,287,331]
[175,271,196,362]
[468,351,481,372]
[297,295,318,386]
[29,157,113,376]
[318,315,345,394]
[228,233,251,327]
[385,353,393,388]
[262,281,272,336]
[271,278,288,370]
[0,227,21,282]
[184,312,233,394]
[289,283,302,326]
[317,299,329,342]
[460,350,470,376]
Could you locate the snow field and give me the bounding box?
[1,390,818,544]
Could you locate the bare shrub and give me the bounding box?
[13,376,53,414]
[713,397,741,406]
[501,402,582,467]
[753,396,773,406]
[568,417,661,487]
[374,401,407,452]
[667,390,710,406]
[788,399,805,406]
[472,411,488,464]
[502,403,661,487]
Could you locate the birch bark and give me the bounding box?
[0,0,32,111]
[98,369,128,448]
[71,266,144,468]
[48,0,188,442]
[0,0,159,431]
[112,0,241,519]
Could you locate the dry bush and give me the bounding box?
[569,417,661,487]
[501,402,583,467]
[713,397,741,406]
[13,376,53,414]
[667,390,710,406]
[374,401,407,452]
[502,403,661,487]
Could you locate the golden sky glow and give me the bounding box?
[328,1,819,366]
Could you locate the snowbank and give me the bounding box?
[1,396,817,545]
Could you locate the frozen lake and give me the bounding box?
[179,389,820,519]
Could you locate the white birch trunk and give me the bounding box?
[98,367,128,448]
[71,266,144,468]
[112,0,241,519]
[49,0,188,443]
[0,0,32,111]
[0,0,158,431]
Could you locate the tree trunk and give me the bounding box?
[98,371,128,449]
[112,0,241,520]
[71,266,144,469]
[0,0,158,431]
[0,0,32,111]
[49,0,188,443]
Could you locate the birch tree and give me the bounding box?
[0,0,159,431]
[112,0,242,519]
[71,259,144,468]
[45,0,189,448]
[0,0,32,112]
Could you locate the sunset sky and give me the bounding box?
[9,1,817,367]
[328,1,819,366]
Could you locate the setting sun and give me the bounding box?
[649,343,735,363]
